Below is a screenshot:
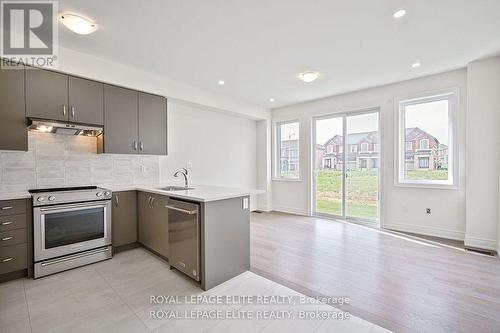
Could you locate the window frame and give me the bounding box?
[395,89,459,189]
[273,119,301,181]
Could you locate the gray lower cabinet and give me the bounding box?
[138,192,169,258]
[138,92,167,155]
[0,63,27,151]
[0,199,28,278]
[26,68,69,121]
[112,191,137,247]
[102,85,139,154]
[68,76,104,125]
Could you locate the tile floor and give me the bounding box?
[0,248,391,333]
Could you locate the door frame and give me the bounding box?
[312,108,382,226]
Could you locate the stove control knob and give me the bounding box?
[96,192,103,197]
[37,197,45,202]
[48,196,55,201]
[104,191,111,197]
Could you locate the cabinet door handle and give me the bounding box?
[114,195,119,207]
[150,197,155,208]
[63,105,67,116]
[140,141,144,151]
[1,257,14,263]
[1,221,13,225]
[148,196,152,208]
[1,206,13,210]
[133,141,138,150]
[71,106,75,117]
[1,237,13,241]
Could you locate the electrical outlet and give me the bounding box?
[426,208,431,215]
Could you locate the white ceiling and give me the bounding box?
[58,0,500,109]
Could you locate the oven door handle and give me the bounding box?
[38,201,110,213]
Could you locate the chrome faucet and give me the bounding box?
[173,168,189,188]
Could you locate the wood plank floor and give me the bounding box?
[250,212,500,333]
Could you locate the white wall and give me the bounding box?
[466,56,500,251]
[272,70,467,240]
[159,100,259,210]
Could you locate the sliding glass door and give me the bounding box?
[313,110,380,223]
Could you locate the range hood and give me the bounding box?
[28,118,103,137]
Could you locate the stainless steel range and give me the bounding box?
[30,186,113,278]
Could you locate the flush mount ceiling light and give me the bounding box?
[392,9,407,19]
[298,71,320,83]
[218,80,225,86]
[412,62,421,68]
[60,14,97,35]
[269,98,275,102]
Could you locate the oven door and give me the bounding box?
[34,200,111,261]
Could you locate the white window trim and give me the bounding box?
[350,145,357,153]
[406,141,413,151]
[394,88,459,189]
[361,142,369,152]
[273,119,301,181]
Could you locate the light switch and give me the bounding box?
[242,197,249,210]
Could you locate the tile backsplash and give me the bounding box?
[0,132,160,191]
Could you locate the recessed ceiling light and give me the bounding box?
[269,98,275,102]
[60,14,97,35]
[392,9,407,19]
[412,62,421,68]
[218,80,225,86]
[298,71,320,83]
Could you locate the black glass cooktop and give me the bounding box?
[28,186,98,194]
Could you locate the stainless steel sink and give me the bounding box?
[160,186,195,191]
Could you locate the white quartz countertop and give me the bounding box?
[105,184,264,202]
[0,184,265,202]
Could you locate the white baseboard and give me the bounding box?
[464,236,498,251]
[272,205,309,216]
[383,222,465,241]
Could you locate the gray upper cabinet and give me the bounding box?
[138,92,167,155]
[103,85,139,154]
[0,63,27,151]
[26,68,68,121]
[68,76,104,125]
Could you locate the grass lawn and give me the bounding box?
[315,168,446,220]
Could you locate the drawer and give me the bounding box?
[0,214,27,232]
[0,243,27,275]
[0,199,26,216]
[0,229,27,248]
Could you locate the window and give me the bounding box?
[419,139,429,150]
[361,143,369,152]
[419,157,430,169]
[359,159,367,168]
[397,91,457,187]
[327,145,333,153]
[373,144,379,152]
[350,145,357,153]
[338,145,343,153]
[275,120,300,179]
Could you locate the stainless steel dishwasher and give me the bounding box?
[166,199,200,281]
